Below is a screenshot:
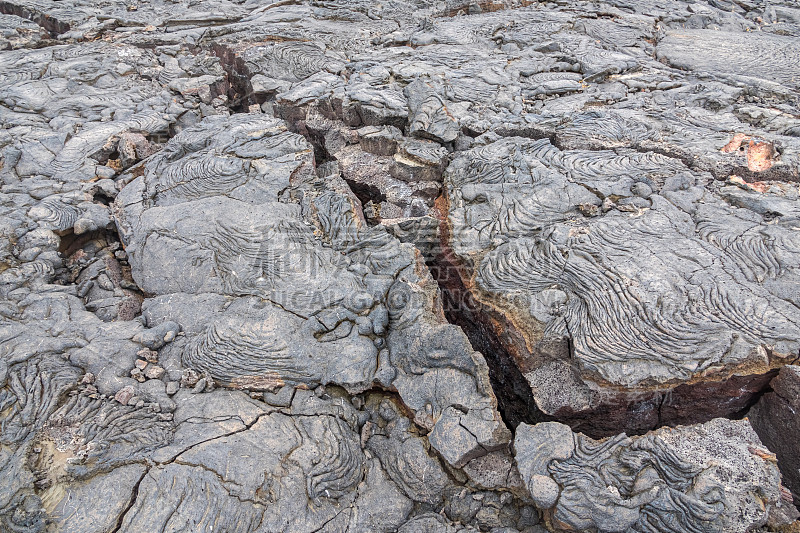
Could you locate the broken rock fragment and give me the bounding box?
[114,113,509,468]
[750,365,800,505]
[405,78,460,144]
[514,419,786,533]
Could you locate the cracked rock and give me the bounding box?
[0,0,798,531]
[515,418,787,533]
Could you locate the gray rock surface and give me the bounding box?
[114,112,509,468]
[443,135,800,434]
[514,418,791,533]
[0,0,798,531]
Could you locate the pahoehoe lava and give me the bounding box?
[0,0,799,532]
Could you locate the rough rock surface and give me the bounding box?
[0,0,798,532]
[514,418,789,533]
[114,112,509,469]
[750,366,800,506]
[442,135,800,435]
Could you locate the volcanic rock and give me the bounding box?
[514,418,789,533]
[750,365,800,506]
[0,0,798,531]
